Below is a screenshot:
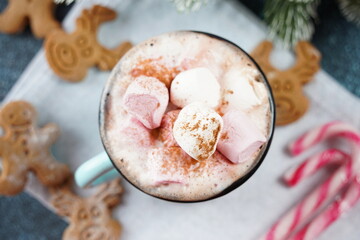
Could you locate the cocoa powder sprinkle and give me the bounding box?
[130,57,181,87]
[221,131,229,140]
[190,120,201,131]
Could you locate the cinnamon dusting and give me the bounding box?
[190,120,201,131]
[159,147,200,175]
[221,131,229,140]
[193,123,221,161]
[157,147,228,175]
[130,57,182,87]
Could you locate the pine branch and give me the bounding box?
[338,0,360,26]
[264,0,320,48]
[54,0,75,4]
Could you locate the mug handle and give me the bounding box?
[75,151,119,188]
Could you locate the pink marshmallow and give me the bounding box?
[121,117,155,147]
[123,76,169,129]
[217,110,266,164]
[159,110,180,147]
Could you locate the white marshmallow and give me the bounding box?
[170,67,221,108]
[173,102,223,161]
[223,67,262,112]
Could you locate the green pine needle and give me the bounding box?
[171,0,208,12]
[54,0,75,4]
[264,0,320,48]
[338,0,360,25]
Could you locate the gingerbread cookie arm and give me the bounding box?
[291,41,321,85]
[39,123,61,146]
[97,41,133,71]
[29,0,60,38]
[0,143,28,196]
[0,1,27,34]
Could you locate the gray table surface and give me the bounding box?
[0,0,359,239]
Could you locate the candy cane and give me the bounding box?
[284,149,349,187]
[260,159,353,240]
[289,121,360,156]
[290,177,360,240]
[260,122,360,240]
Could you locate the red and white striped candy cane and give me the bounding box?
[289,121,360,156]
[284,149,349,187]
[260,159,353,240]
[290,177,360,240]
[260,122,360,240]
[288,120,360,184]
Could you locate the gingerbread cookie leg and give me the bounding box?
[30,154,70,186]
[29,0,60,38]
[0,147,28,196]
[0,4,27,34]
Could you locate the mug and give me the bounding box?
[75,31,276,202]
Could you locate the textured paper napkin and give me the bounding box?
[4,0,360,239]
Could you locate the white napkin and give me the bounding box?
[4,0,360,239]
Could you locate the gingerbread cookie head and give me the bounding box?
[0,101,36,132]
[251,41,321,125]
[268,70,310,125]
[0,101,70,196]
[51,178,123,240]
[45,5,133,82]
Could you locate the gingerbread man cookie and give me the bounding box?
[0,101,70,196]
[45,5,133,82]
[51,178,123,240]
[0,0,60,38]
[251,41,321,125]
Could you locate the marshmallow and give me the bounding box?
[170,67,221,108]
[223,67,262,112]
[123,76,169,129]
[159,110,180,147]
[173,102,223,161]
[121,117,155,147]
[217,110,266,164]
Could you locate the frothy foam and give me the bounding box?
[101,31,272,201]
